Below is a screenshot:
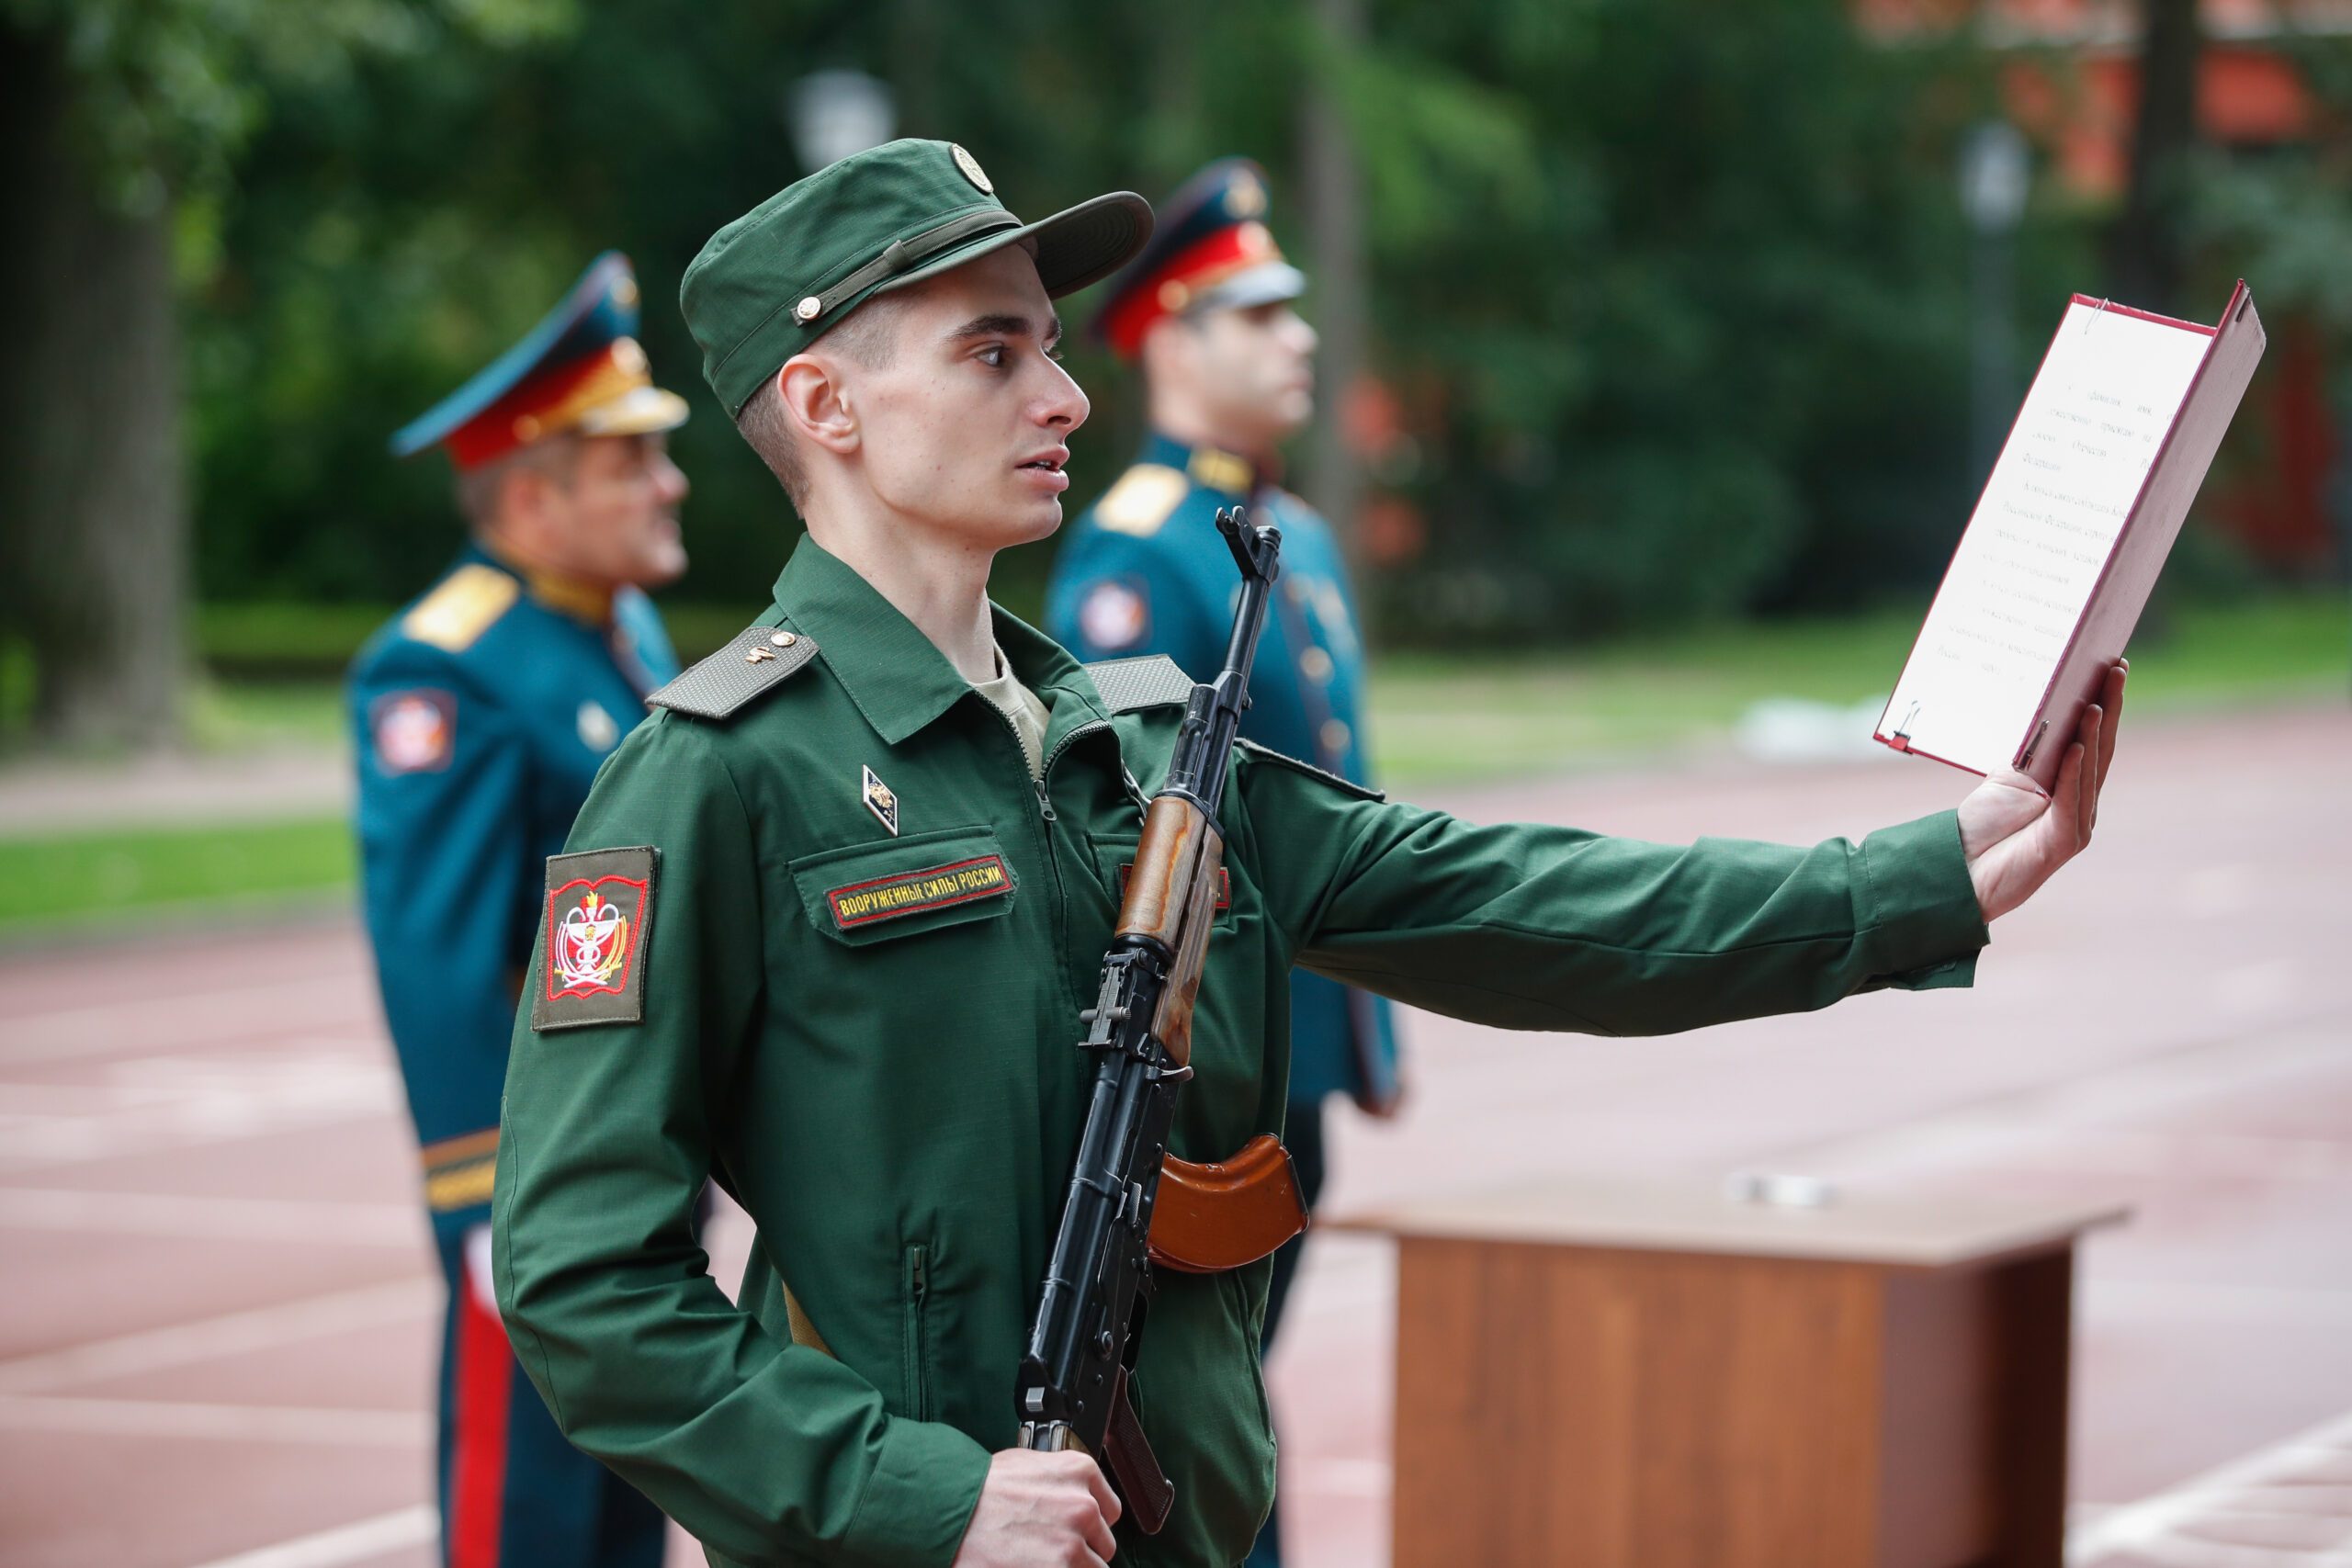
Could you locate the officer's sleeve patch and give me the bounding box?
[369,689,456,774]
[532,846,659,1032]
[1078,578,1150,652]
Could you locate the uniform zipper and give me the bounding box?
[904,1244,932,1421]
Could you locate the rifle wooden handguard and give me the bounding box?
[1148,1134,1307,1273]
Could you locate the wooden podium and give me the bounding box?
[1339,1179,2126,1568]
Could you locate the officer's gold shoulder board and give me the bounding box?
[647,624,820,720]
[1093,464,1187,537]
[401,564,519,653]
[533,846,659,1032]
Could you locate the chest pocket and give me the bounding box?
[1085,831,1240,935]
[788,826,1019,947]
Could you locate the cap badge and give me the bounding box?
[863,764,901,836]
[950,143,993,194]
[1227,171,1268,219]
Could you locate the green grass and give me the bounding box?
[0,815,354,935]
[3,591,2342,931]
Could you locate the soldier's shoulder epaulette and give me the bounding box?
[647,625,820,720]
[1091,463,1190,537]
[1235,737,1386,801]
[401,564,519,654]
[1084,655,1194,714]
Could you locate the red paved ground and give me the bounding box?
[3,702,2346,1567]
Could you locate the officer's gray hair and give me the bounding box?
[734,291,912,510]
[455,434,583,527]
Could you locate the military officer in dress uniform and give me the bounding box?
[488,140,2127,1568]
[1043,157,1393,1568]
[348,251,689,1568]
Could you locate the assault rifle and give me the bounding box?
[1015,506,1308,1534]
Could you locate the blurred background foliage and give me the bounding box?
[6,0,2347,711]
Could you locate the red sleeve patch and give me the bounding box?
[531,846,658,1031]
[370,688,456,774]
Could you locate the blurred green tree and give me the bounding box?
[1351,0,2043,641]
[165,0,2130,660]
[0,0,571,745]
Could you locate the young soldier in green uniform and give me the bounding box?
[1044,157,1398,1568]
[351,252,690,1568]
[492,141,2123,1568]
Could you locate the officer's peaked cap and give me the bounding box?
[390,252,688,468]
[1091,157,1306,360]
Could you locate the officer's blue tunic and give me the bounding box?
[1049,433,1400,1114]
[349,543,676,1568]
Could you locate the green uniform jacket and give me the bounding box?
[493,536,1988,1568]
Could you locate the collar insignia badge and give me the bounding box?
[863,764,900,836]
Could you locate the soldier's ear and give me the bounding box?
[777,356,859,457]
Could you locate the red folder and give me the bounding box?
[1876,281,2267,788]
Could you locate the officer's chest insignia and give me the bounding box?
[370,689,455,774]
[1094,464,1186,536]
[402,564,518,653]
[827,853,1011,930]
[576,700,619,752]
[862,765,900,836]
[1079,579,1150,651]
[531,846,658,1032]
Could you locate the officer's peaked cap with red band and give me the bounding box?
[389,252,689,470]
[1090,157,1306,361]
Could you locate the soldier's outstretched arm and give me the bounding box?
[492,716,990,1565]
[1240,666,2126,1037]
[1238,757,1984,1040]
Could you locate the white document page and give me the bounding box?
[1879,302,2212,775]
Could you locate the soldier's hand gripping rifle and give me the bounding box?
[1015,506,1308,1535]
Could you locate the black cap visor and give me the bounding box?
[876,189,1153,309]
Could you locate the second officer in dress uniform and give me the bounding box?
[1043,156,1400,1568]
[348,252,689,1568]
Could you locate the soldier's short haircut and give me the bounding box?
[455,433,584,526]
[735,291,913,510]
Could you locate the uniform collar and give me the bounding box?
[468,538,616,626]
[772,536,1112,748]
[1143,429,1264,500]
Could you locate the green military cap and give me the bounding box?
[683,138,1153,418]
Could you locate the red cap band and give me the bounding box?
[1102,221,1284,361]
